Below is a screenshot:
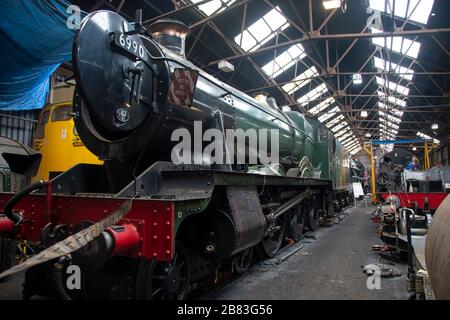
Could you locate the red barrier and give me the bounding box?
[380,192,447,210]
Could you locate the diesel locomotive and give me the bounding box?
[0,11,355,299]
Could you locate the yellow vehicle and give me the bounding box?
[32,102,102,181]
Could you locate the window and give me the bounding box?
[376,77,410,95]
[51,106,73,122]
[335,127,351,138]
[297,83,328,106]
[309,97,335,115]
[282,66,318,94]
[325,115,345,129]
[378,102,404,117]
[380,133,397,140]
[34,110,50,139]
[368,0,435,25]
[339,134,354,144]
[318,127,329,143]
[380,132,396,140]
[379,119,400,130]
[377,91,407,107]
[379,110,402,123]
[318,106,340,122]
[190,0,236,16]
[380,122,400,133]
[330,122,349,133]
[373,57,414,81]
[417,132,440,144]
[370,28,421,59]
[234,7,289,52]
[347,142,360,150]
[262,44,307,78]
[380,125,398,133]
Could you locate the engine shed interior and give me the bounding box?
[0,0,449,307]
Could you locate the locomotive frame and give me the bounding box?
[0,10,356,300]
[0,161,345,299]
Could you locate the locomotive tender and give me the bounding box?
[0,11,354,299]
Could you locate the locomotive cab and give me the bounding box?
[32,102,102,181]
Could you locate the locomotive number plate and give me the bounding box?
[113,31,146,61]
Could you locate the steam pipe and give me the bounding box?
[2,180,47,225]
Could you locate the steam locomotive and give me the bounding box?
[0,11,355,299]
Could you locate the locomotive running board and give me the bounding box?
[50,162,333,200]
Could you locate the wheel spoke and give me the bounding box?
[140,242,190,300]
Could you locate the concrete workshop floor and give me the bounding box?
[0,272,24,300]
[0,206,409,300]
[201,206,409,300]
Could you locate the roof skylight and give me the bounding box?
[190,0,236,16]
[417,132,440,144]
[380,121,400,131]
[370,28,421,59]
[346,142,359,150]
[234,7,289,52]
[368,0,435,25]
[335,127,351,138]
[338,135,354,145]
[330,122,349,133]
[373,57,414,81]
[282,67,318,94]
[325,115,345,128]
[377,91,407,107]
[350,148,362,155]
[380,130,397,139]
[376,77,410,95]
[378,102,404,117]
[309,97,335,115]
[380,143,394,152]
[297,83,328,106]
[318,106,340,122]
[379,111,402,123]
[380,120,400,130]
[262,44,307,78]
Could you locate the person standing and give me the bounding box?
[405,155,420,171]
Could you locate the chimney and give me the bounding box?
[147,19,190,58]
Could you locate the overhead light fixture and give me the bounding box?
[352,73,363,85]
[218,60,235,73]
[412,146,417,151]
[365,133,371,138]
[323,0,341,10]
[361,110,368,118]
[431,123,439,130]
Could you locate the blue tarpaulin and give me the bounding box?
[0,0,80,111]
